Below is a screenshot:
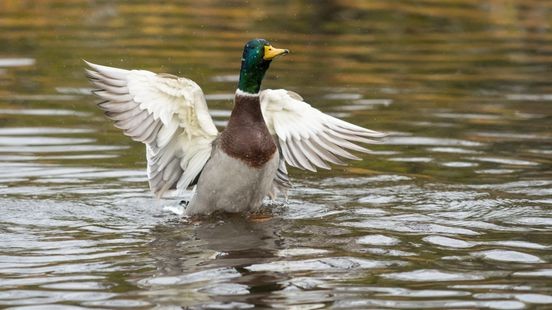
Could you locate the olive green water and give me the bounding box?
[1,1,552,309]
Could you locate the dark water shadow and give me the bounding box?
[142,214,292,308]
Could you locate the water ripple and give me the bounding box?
[1,0,552,309]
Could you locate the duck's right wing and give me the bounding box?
[260,89,385,172]
[85,61,218,198]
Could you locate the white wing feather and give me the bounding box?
[260,89,385,172]
[85,61,218,198]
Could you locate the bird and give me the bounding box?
[85,38,384,216]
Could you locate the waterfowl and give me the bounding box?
[85,38,384,216]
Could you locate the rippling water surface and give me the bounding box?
[1,1,551,309]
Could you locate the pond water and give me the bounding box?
[1,1,551,309]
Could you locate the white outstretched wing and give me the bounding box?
[85,61,218,198]
[260,89,385,172]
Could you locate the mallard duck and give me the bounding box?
[85,38,384,215]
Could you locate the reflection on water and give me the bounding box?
[1,0,552,308]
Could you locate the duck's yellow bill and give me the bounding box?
[263,45,289,60]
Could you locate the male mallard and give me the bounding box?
[85,38,384,215]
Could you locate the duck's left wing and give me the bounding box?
[260,89,385,173]
[85,61,218,198]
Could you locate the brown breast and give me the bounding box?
[220,93,277,168]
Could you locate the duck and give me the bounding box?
[85,38,384,216]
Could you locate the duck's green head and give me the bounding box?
[238,39,289,94]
